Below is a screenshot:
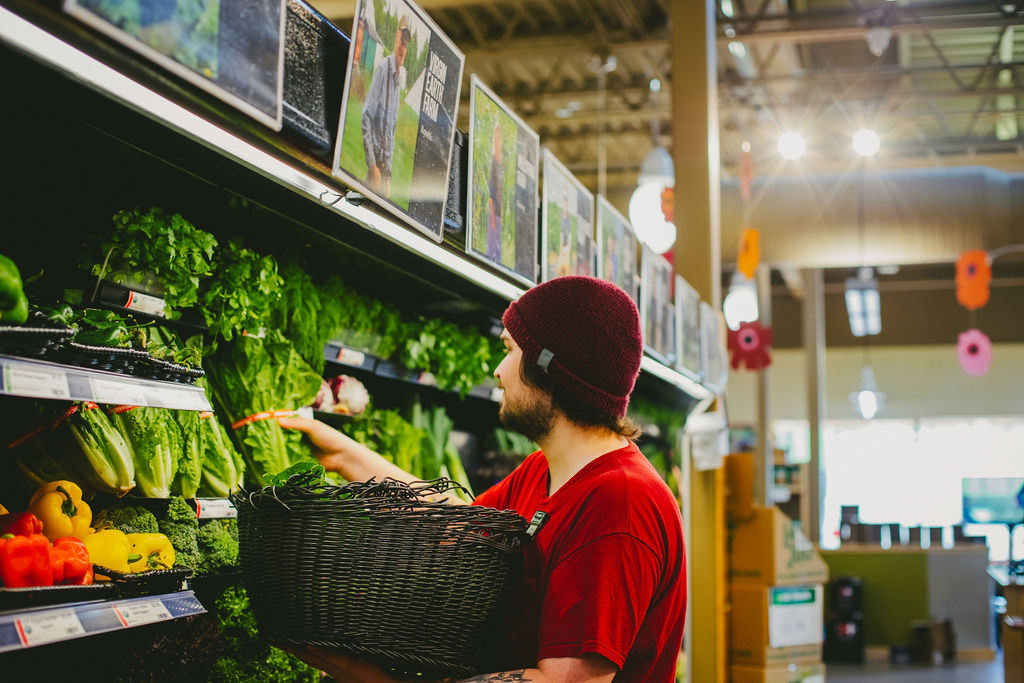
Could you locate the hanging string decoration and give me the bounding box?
[955,250,992,310]
[957,329,992,377]
[737,228,760,280]
[727,321,772,370]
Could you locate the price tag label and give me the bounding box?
[124,290,167,317]
[3,364,71,400]
[336,347,365,367]
[158,387,209,411]
[195,498,237,519]
[15,609,85,647]
[90,378,146,407]
[113,599,172,627]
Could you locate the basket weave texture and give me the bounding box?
[233,476,528,678]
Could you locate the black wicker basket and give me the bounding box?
[232,475,528,678]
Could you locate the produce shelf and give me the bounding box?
[0,355,212,411]
[0,590,206,653]
[0,4,718,412]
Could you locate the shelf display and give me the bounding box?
[64,0,287,131]
[700,301,729,394]
[333,0,465,241]
[597,194,640,304]
[541,149,596,281]
[467,74,540,285]
[640,246,677,366]
[675,275,702,381]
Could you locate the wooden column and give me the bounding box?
[670,1,724,682]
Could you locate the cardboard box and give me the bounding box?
[1005,616,1024,683]
[725,452,755,522]
[729,506,829,585]
[730,583,824,666]
[730,661,826,683]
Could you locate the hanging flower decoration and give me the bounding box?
[955,250,991,310]
[737,228,760,279]
[727,321,773,370]
[957,329,992,377]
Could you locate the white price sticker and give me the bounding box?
[16,609,85,647]
[90,378,146,407]
[195,498,237,519]
[124,290,167,317]
[336,347,365,367]
[114,599,172,627]
[3,364,71,399]
[160,387,208,411]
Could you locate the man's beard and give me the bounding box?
[498,392,556,443]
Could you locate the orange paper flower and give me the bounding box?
[737,228,760,280]
[955,250,991,310]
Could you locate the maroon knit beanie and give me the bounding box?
[502,276,643,418]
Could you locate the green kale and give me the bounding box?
[198,238,283,345]
[159,495,200,569]
[196,519,239,575]
[97,504,159,535]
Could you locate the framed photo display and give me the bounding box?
[674,275,702,381]
[541,150,595,281]
[65,0,287,130]
[596,195,639,303]
[640,247,676,365]
[466,76,540,285]
[699,301,728,394]
[333,0,465,241]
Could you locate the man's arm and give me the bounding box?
[362,60,385,171]
[279,646,615,683]
[277,416,468,504]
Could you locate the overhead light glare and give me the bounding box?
[850,366,885,420]
[721,0,735,17]
[723,272,758,330]
[628,182,677,254]
[728,41,747,59]
[649,78,661,92]
[845,269,881,337]
[777,131,806,160]
[853,128,881,157]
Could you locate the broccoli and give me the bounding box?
[96,504,159,535]
[196,518,239,575]
[158,495,200,569]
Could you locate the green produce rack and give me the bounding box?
[0,590,205,653]
[0,354,212,411]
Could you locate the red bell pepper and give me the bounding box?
[0,533,53,587]
[0,511,44,537]
[50,536,93,585]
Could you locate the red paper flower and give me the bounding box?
[957,329,992,377]
[727,321,773,370]
[955,250,991,310]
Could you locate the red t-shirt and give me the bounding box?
[473,442,687,682]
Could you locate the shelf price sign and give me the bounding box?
[15,609,85,647]
[90,378,146,407]
[113,598,172,627]
[2,362,71,400]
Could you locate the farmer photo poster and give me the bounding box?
[641,247,676,366]
[64,0,286,130]
[333,0,464,241]
[596,195,639,303]
[541,149,595,282]
[467,75,540,285]
[675,275,703,381]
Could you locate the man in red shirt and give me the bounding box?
[279,275,687,683]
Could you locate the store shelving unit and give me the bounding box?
[0,354,212,410]
[0,590,205,653]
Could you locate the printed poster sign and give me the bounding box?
[541,149,594,281]
[333,0,465,241]
[65,0,286,130]
[596,195,639,303]
[674,275,702,381]
[466,75,540,286]
[640,247,676,365]
[700,301,728,393]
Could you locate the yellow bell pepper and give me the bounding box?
[126,533,175,572]
[0,503,8,515]
[84,529,141,577]
[28,481,92,541]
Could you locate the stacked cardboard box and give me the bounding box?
[727,503,829,683]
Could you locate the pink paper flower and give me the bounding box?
[957,329,992,376]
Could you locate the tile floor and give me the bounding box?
[827,655,1004,682]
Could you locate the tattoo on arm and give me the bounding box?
[458,671,534,682]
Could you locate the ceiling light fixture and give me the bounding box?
[629,145,676,254]
[723,271,759,330]
[777,131,806,160]
[852,129,881,157]
[845,267,881,337]
[850,366,885,420]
